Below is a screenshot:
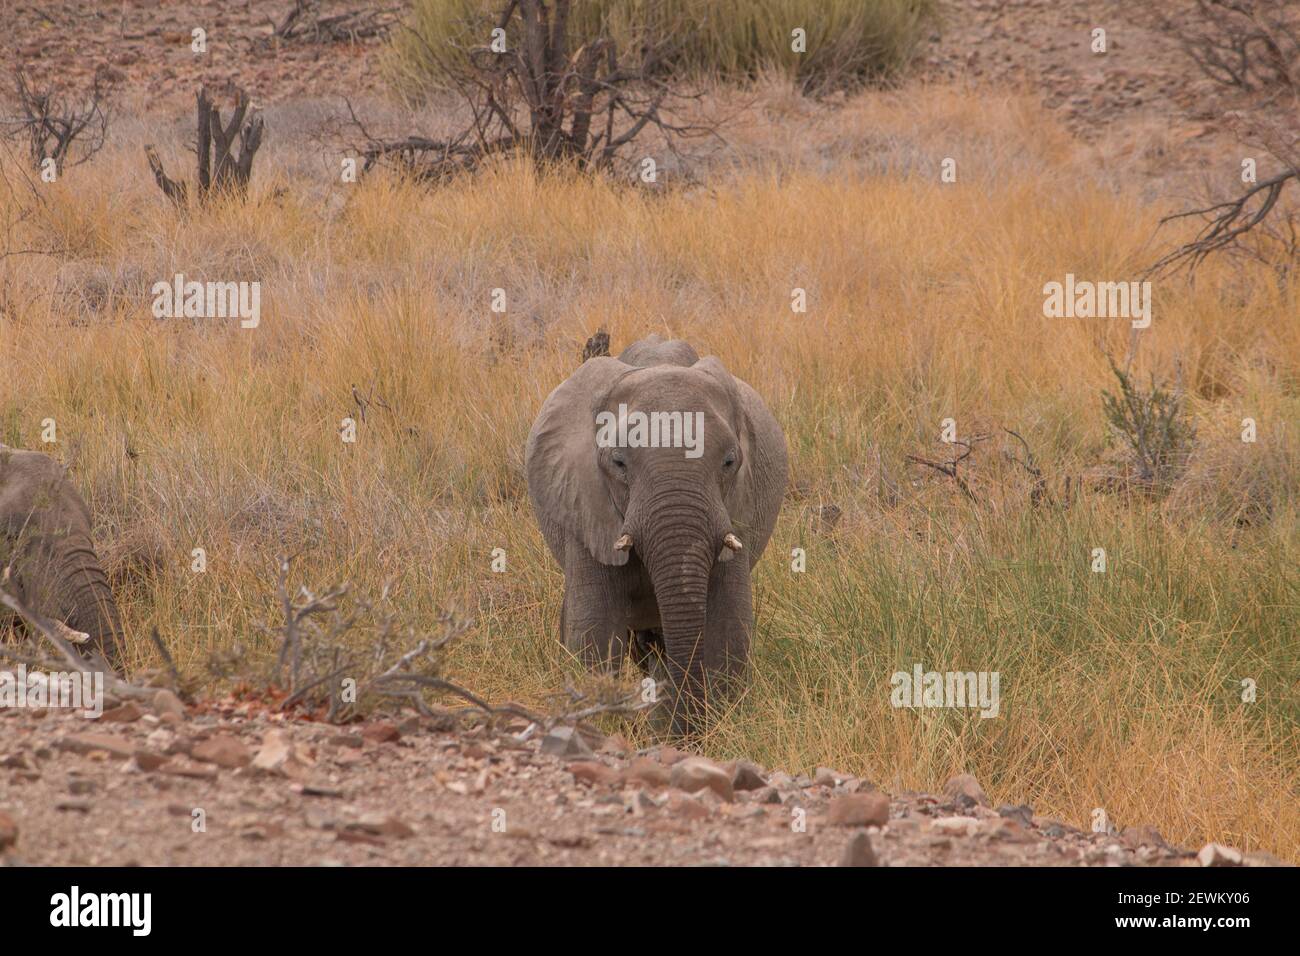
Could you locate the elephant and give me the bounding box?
[0,445,122,672]
[526,335,788,735]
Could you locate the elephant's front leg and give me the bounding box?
[561,543,632,673]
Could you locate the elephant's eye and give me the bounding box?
[611,450,627,469]
[722,451,737,469]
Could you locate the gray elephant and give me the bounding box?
[526,335,788,734]
[0,445,122,671]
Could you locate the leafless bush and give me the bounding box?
[145,86,264,207]
[1153,0,1299,94]
[2,67,111,176]
[348,0,717,182]
[231,555,651,730]
[1143,1,1300,274]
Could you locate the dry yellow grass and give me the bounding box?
[1,86,1296,858]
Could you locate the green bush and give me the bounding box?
[384,0,938,97]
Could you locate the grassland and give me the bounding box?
[1,86,1296,858]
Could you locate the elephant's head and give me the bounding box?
[527,340,787,733]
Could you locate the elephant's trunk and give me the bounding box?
[55,536,123,672]
[631,475,724,736]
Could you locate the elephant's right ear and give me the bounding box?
[526,356,633,566]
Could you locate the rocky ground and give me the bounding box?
[0,697,1283,867]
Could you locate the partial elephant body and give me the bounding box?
[526,335,788,734]
[0,445,123,671]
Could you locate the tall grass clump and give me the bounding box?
[385,0,938,98]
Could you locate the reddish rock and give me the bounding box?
[162,759,219,780]
[827,793,890,827]
[1121,825,1167,849]
[100,702,145,724]
[655,746,689,766]
[152,689,186,718]
[730,761,768,792]
[943,773,989,808]
[58,734,135,759]
[0,811,17,852]
[839,830,878,866]
[569,761,622,788]
[623,757,671,790]
[361,721,400,744]
[666,793,710,822]
[1197,843,1243,867]
[191,735,252,769]
[670,757,734,802]
[132,751,169,772]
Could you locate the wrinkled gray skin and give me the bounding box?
[526,336,788,735]
[0,446,122,672]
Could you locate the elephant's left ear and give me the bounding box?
[526,356,636,567]
[694,357,789,564]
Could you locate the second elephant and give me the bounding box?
[0,445,123,671]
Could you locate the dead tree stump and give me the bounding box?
[145,86,264,207]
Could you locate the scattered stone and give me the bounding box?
[839,830,879,866]
[1197,843,1243,867]
[752,786,783,805]
[461,742,494,760]
[293,783,346,798]
[0,753,33,770]
[624,757,671,790]
[361,721,400,745]
[58,734,135,759]
[997,804,1034,828]
[330,733,364,750]
[814,767,850,788]
[654,746,689,766]
[191,734,252,769]
[151,689,186,718]
[767,771,796,790]
[1244,851,1288,867]
[540,726,592,759]
[827,793,890,827]
[1121,825,1167,850]
[251,729,314,779]
[0,811,16,851]
[100,702,145,724]
[67,779,96,796]
[353,814,415,839]
[132,751,169,772]
[598,733,630,757]
[731,761,767,792]
[55,799,92,813]
[162,759,219,780]
[666,793,710,822]
[943,773,989,808]
[931,816,980,837]
[569,761,623,788]
[670,757,734,802]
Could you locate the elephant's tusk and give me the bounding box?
[723,533,743,552]
[614,533,634,552]
[53,621,91,645]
